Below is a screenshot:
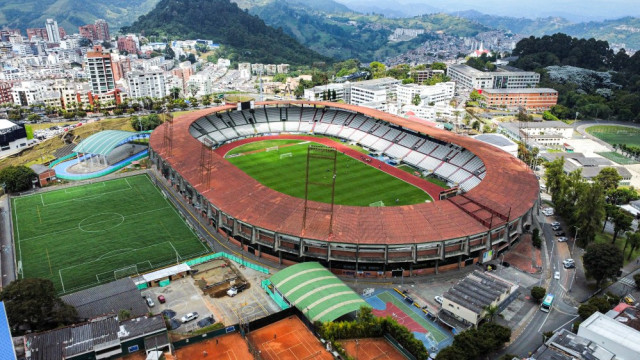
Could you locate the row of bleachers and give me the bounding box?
[461,177,481,192]
[332,111,349,125]
[418,156,442,171]
[430,145,452,160]
[255,123,271,134]
[385,144,411,159]
[463,157,484,173]
[434,162,458,178]
[300,108,316,123]
[359,118,376,132]
[321,110,337,123]
[348,114,367,128]
[382,128,401,141]
[359,134,379,148]
[193,106,486,192]
[449,150,475,166]
[235,124,255,137]
[325,124,342,136]
[403,151,426,166]
[449,169,472,185]
[371,139,391,152]
[372,124,389,137]
[416,140,438,154]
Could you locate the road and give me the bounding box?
[501,213,579,357]
[0,195,16,287]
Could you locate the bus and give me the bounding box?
[540,294,554,312]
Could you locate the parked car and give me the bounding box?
[181,312,199,323]
[554,271,561,280]
[157,295,166,304]
[552,225,562,231]
[563,259,575,269]
[551,222,561,227]
[555,231,566,236]
[557,237,568,242]
[145,297,155,307]
[434,295,443,305]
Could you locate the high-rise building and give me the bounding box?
[117,35,138,54]
[45,19,60,43]
[85,45,115,94]
[78,25,97,40]
[127,70,167,99]
[26,28,48,41]
[94,19,110,41]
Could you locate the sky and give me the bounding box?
[335,0,639,21]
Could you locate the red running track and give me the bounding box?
[214,135,444,200]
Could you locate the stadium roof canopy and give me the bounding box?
[269,262,369,323]
[73,130,147,156]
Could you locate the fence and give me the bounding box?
[185,252,269,274]
[48,152,77,168]
[172,325,238,350]
[55,150,149,181]
[384,334,417,360]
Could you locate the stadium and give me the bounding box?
[149,101,539,276]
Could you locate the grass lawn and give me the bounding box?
[594,232,640,265]
[226,140,432,206]
[11,175,210,294]
[596,151,638,165]
[425,175,449,189]
[586,125,640,147]
[226,140,301,156]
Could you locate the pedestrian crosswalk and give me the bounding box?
[619,277,636,287]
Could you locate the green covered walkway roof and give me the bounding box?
[269,262,368,323]
[73,130,146,156]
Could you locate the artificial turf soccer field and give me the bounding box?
[225,139,432,206]
[586,125,640,147]
[11,175,210,294]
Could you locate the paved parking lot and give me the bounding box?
[142,277,215,333]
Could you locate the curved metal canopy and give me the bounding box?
[73,130,147,156]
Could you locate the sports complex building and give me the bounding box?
[149,101,539,276]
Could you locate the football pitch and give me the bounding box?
[225,139,432,206]
[11,175,210,294]
[586,125,640,147]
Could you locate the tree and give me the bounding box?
[483,305,499,322]
[626,231,640,260]
[0,166,36,193]
[578,303,598,320]
[27,113,40,122]
[583,242,624,288]
[611,209,633,244]
[471,120,480,131]
[0,278,77,334]
[331,89,337,101]
[634,273,640,288]
[169,87,181,100]
[431,62,447,70]
[573,182,606,247]
[595,167,622,191]
[531,286,546,302]
[412,93,421,106]
[588,296,612,313]
[370,61,386,79]
[131,114,163,131]
[469,90,483,101]
[532,228,541,248]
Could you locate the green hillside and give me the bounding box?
[0,0,160,33]
[122,0,328,65]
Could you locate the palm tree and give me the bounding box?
[484,305,499,322]
[626,231,640,260]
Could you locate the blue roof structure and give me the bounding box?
[0,302,16,360]
[73,130,148,156]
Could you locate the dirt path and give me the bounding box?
[214,135,444,199]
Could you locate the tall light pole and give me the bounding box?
[569,227,580,292]
[572,227,580,255]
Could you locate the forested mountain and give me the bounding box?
[238,0,488,62]
[122,0,328,65]
[0,0,160,33]
[511,33,640,121]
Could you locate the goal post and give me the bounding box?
[279,152,293,159]
[113,264,139,280]
[266,146,279,152]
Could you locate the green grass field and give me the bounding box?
[586,125,640,147]
[596,152,638,165]
[11,175,210,294]
[226,140,431,206]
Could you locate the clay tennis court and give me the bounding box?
[175,332,252,359]
[247,316,333,360]
[342,338,408,360]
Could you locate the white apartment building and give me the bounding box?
[303,83,348,102]
[238,63,251,80]
[85,48,115,94]
[11,81,47,106]
[276,64,289,74]
[127,70,167,99]
[447,64,540,92]
[350,77,400,106]
[45,19,60,43]
[396,82,455,106]
[498,121,573,143]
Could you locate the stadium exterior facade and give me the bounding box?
[149,101,540,276]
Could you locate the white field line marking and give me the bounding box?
[18,206,170,243]
[42,184,133,207]
[13,199,22,278]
